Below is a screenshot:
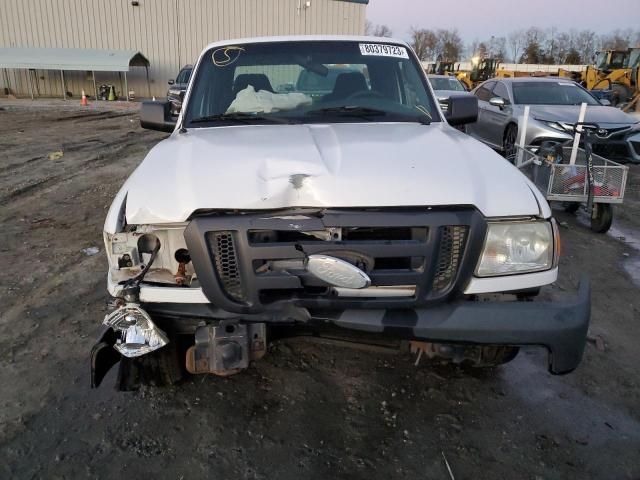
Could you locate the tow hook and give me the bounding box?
[186,321,267,376]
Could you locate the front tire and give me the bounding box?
[116,342,184,391]
[564,202,580,214]
[611,83,632,107]
[590,203,613,233]
[469,346,520,368]
[503,124,518,162]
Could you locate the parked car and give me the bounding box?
[428,74,468,102]
[466,77,640,162]
[166,65,193,115]
[91,36,590,390]
[428,74,473,119]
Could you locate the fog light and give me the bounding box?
[103,305,168,358]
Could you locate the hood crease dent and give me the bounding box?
[124,123,542,224]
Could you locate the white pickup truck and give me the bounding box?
[91,36,590,390]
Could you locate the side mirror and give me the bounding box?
[600,98,612,106]
[168,79,175,85]
[446,95,478,126]
[489,96,506,108]
[140,101,176,133]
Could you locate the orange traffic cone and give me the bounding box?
[81,90,88,106]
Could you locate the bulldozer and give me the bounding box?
[582,48,639,107]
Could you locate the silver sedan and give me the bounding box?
[465,77,640,163]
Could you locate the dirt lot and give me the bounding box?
[0,101,639,479]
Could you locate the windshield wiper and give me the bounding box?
[307,105,430,124]
[190,112,295,125]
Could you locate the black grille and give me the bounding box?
[186,209,485,314]
[210,231,244,302]
[592,142,630,161]
[432,226,468,293]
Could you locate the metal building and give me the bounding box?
[0,0,368,99]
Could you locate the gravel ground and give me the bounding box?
[0,101,639,479]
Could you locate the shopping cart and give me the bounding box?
[514,123,629,233]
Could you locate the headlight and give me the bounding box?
[543,121,565,132]
[540,120,574,133]
[476,221,555,277]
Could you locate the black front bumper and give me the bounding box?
[321,278,591,374]
[146,277,589,374]
[91,279,590,386]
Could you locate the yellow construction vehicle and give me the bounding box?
[426,60,457,76]
[583,48,639,106]
[456,57,500,90]
[622,47,640,112]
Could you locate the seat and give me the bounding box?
[323,72,368,102]
[233,74,274,95]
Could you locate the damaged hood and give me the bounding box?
[124,122,543,224]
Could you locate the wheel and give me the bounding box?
[564,202,580,214]
[610,83,632,107]
[468,346,520,368]
[503,123,518,162]
[590,203,613,233]
[116,341,185,391]
[420,344,519,369]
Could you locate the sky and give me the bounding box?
[366,0,639,43]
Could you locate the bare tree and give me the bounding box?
[600,28,634,50]
[476,42,488,59]
[364,20,373,36]
[489,36,507,61]
[554,32,572,63]
[507,31,524,63]
[467,39,480,59]
[372,24,393,37]
[365,21,392,37]
[410,27,438,61]
[574,30,597,64]
[435,29,464,62]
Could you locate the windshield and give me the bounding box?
[512,82,600,106]
[176,68,192,84]
[628,49,640,69]
[184,41,438,127]
[429,76,465,92]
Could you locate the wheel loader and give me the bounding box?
[583,48,639,108]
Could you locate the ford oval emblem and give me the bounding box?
[306,254,371,289]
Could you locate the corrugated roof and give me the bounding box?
[0,48,149,71]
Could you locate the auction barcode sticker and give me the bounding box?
[359,43,409,59]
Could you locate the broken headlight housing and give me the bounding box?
[476,220,556,277]
[103,304,169,357]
